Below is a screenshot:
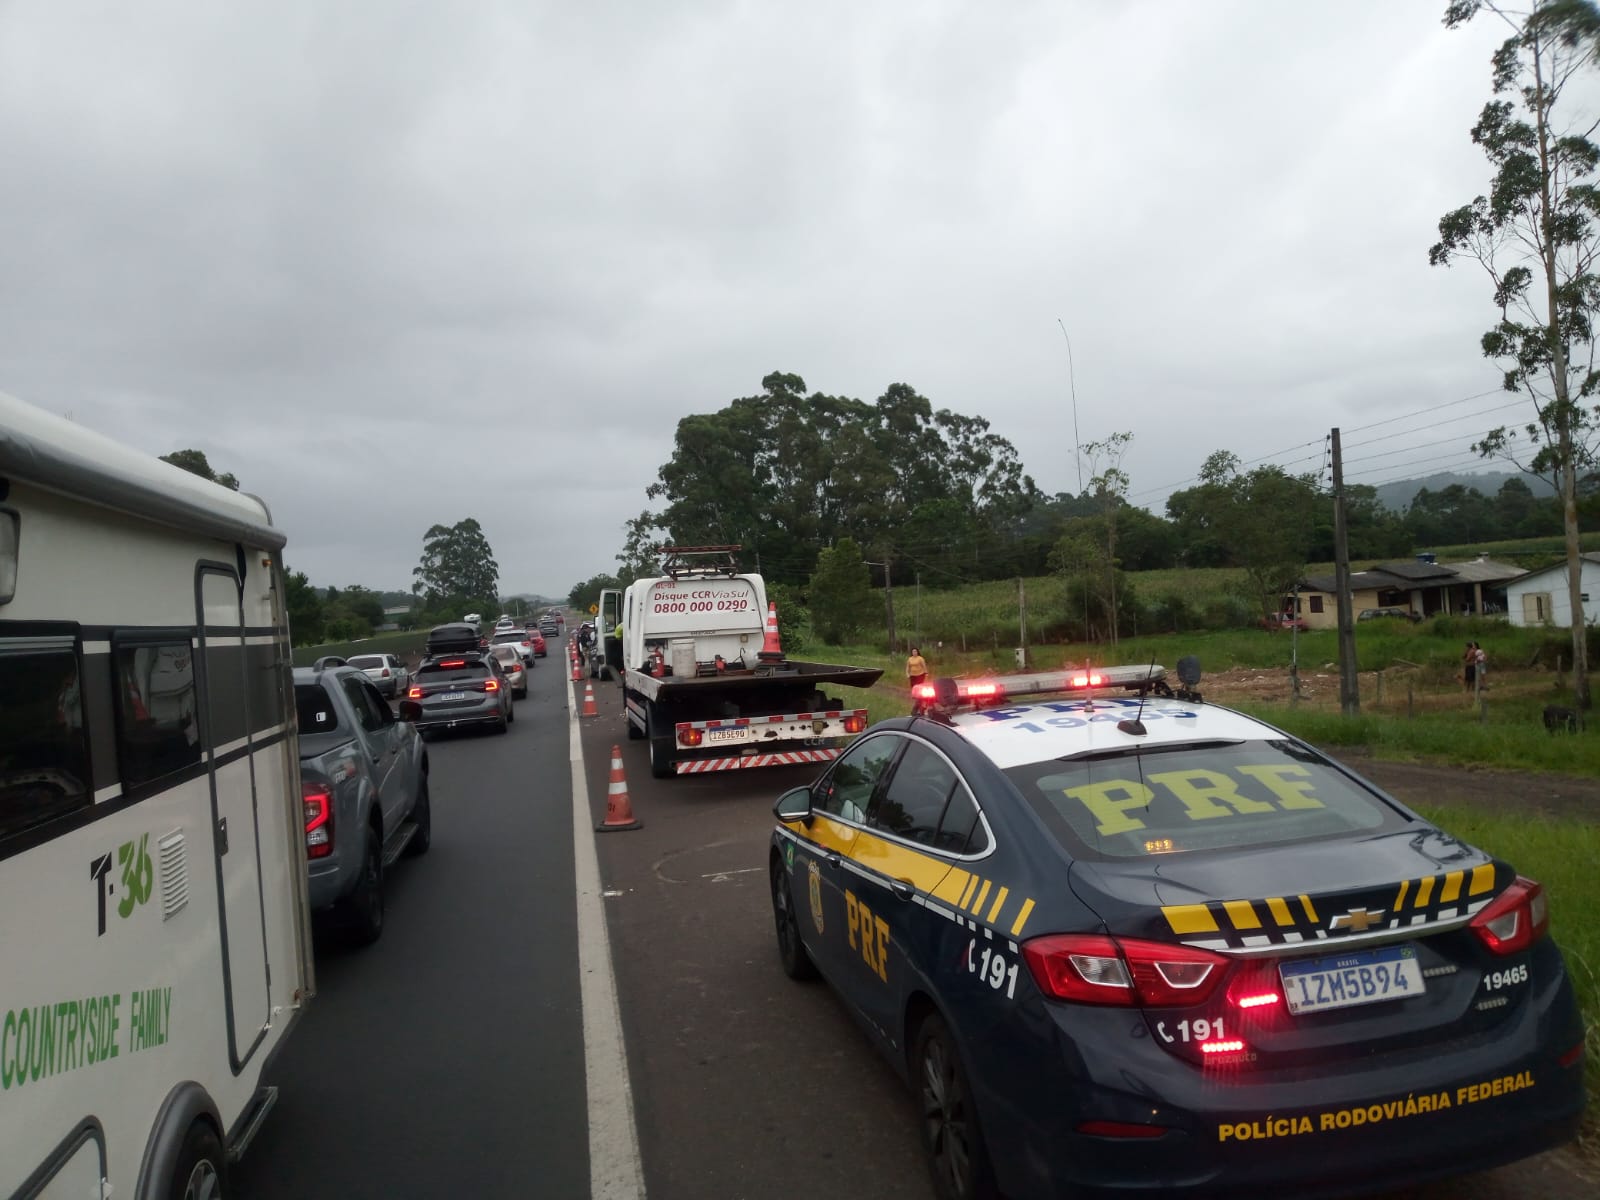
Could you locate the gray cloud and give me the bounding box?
[0,1,1536,595]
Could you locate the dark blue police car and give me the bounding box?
[768,664,1585,1199]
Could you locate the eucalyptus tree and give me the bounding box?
[1431,0,1600,707]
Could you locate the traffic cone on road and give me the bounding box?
[758,601,784,664]
[596,745,642,832]
[570,649,582,682]
[581,680,599,717]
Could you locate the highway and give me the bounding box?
[234,641,1591,1199]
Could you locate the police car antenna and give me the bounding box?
[1116,657,1158,736]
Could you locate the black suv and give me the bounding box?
[426,622,483,655]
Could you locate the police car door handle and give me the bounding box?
[889,879,914,901]
[825,852,841,868]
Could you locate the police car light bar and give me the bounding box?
[914,665,1167,711]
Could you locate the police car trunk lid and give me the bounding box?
[1068,834,1520,1064]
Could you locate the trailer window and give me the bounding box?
[114,641,202,790]
[0,642,92,840]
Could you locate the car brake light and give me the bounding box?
[484,678,500,692]
[407,685,423,699]
[303,783,333,859]
[1470,876,1548,956]
[381,668,390,677]
[439,659,466,668]
[843,714,866,733]
[1022,934,1229,1007]
[1225,960,1283,1010]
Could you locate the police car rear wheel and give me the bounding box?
[770,857,818,981]
[915,1014,995,1200]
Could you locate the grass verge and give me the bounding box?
[1410,805,1600,1152]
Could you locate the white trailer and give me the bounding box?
[0,393,313,1199]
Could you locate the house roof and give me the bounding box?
[1508,552,1600,586]
[1300,556,1526,595]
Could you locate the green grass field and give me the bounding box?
[1411,805,1600,1135]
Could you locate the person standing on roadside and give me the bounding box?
[1473,641,1487,690]
[1462,641,1477,692]
[906,646,929,693]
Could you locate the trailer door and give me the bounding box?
[198,564,271,1070]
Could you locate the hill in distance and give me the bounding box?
[1372,469,1553,514]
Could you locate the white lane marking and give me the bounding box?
[569,675,647,1200]
[700,866,764,881]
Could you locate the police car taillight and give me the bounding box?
[1022,934,1228,1007]
[1469,876,1548,956]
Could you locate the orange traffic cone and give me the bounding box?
[581,680,599,717]
[758,601,784,664]
[596,745,642,831]
[570,649,582,682]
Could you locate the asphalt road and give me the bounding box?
[230,639,1592,1199]
[233,650,587,1198]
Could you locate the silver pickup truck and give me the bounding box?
[294,664,430,945]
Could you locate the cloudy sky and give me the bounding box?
[0,1,1547,597]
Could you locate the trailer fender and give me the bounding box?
[135,1080,223,1200]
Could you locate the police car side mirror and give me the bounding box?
[773,787,813,824]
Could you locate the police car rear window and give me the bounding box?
[1006,740,1403,860]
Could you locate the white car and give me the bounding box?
[488,644,528,698]
[347,652,410,699]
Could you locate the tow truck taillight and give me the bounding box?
[303,783,333,859]
[407,685,423,699]
[1022,934,1229,1007]
[1470,876,1548,956]
[680,726,703,747]
[843,714,867,733]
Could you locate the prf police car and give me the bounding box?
[767,663,1585,1200]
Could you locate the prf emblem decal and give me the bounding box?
[808,859,825,934]
[1330,908,1386,934]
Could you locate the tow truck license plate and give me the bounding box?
[705,727,750,744]
[439,691,467,702]
[1279,944,1424,1015]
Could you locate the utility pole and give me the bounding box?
[1331,429,1359,716]
[915,572,921,645]
[1018,577,1028,669]
[884,552,896,654]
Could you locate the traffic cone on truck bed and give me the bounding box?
[758,601,784,664]
[596,745,642,832]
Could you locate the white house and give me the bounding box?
[1503,552,1600,627]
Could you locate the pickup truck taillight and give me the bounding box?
[303,783,333,859]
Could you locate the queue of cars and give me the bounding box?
[766,662,1586,1199]
[291,616,565,947]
